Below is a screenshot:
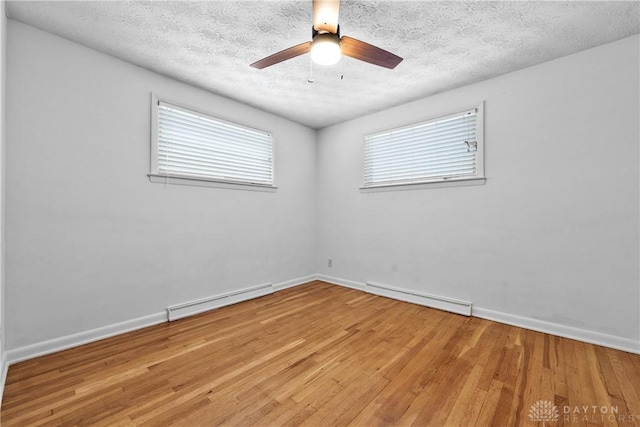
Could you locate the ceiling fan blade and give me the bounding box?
[313,0,340,34]
[250,41,312,69]
[340,36,403,69]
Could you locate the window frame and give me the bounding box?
[148,94,277,192]
[360,102,485,192]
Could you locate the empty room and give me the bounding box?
[0,0,638,425]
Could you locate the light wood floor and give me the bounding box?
[2,281,639,426]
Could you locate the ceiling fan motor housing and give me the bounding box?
[312,24,340,39]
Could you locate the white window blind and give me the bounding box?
[155,101,273,186]
[364,106,482,187]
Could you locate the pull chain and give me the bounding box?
[307,56,314,83]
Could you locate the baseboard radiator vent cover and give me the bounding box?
[365,281,472,316]
[167,282,273,322]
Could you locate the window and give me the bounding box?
[149,97,274,189]
[363,103,485,189]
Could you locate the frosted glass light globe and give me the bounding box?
[310,33,341,66]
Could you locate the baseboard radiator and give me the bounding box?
[166,282,273,322]
[365,281,472,316]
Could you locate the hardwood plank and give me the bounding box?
[475,379,504,426]
[2,281,639,426]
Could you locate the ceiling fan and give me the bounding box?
[250,0,403,70]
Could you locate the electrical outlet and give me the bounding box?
[328,259,333,268]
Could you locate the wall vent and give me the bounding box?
[166,283,273,321]
[365,281,472,316]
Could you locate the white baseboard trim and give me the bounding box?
[273,274,319,291]
[315,275,640,355]
[6,312,167,365]
[5,274,637,369]
[0,351,7,406]
[366,281,472,316]
[5,275,319,365]
[317,276,472,316]
[317,274,365,290]
[473,307,640,355]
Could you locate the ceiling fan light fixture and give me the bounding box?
[250,0,402,70]
[310,33,341,66]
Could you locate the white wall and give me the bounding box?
[317,35,640,349]
[0,0,7,396]
[5,21,317,350]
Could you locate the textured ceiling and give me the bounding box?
[6,1,640,129]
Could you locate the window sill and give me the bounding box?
[359,176,486,192]
[148,174,277,192]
